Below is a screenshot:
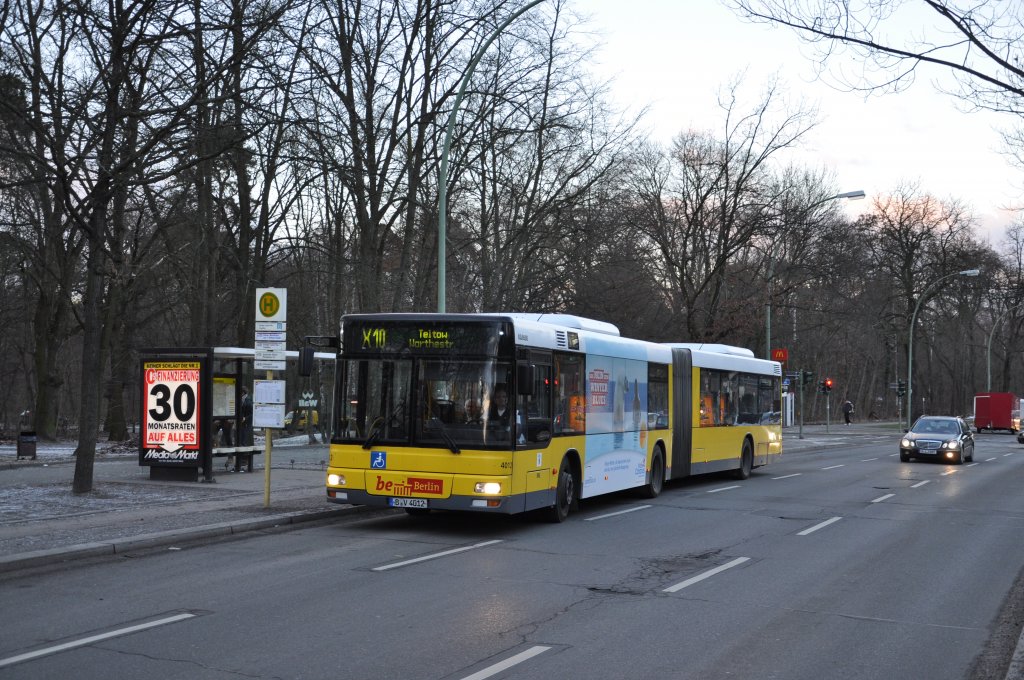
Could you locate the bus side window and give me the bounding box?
[700,370,724,426]
[648,363,669,430]
[519,364,552,445]
[554,353,584,435]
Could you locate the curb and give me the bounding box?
[0,506,352,574]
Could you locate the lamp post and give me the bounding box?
[765,189,865,360]
[906,268,981,430]
[437,0,545,313]
[986,302,1024,391]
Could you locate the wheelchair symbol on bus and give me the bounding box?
[370,451,386,469]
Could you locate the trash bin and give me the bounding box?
[17,431,37,460]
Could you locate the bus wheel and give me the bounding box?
[733,439,753,480]
[639,447,664,499]
[545,456,575,523]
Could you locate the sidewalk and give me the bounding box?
[780,419,904,451]
[0,435,351,574]
[0,422,900,574]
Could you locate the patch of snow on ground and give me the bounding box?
[0,482,226,522]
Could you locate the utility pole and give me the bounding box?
[798,369,813,440]
[825,394,830,433]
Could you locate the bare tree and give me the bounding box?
[867,182,976,323]
[0,11,86,441]
[637,75,819,340]
[863,183,988,418]
[0,0,287,491]
[294,0,489,313]
[446,0,637,312]
[728,1,1024,109]
[988,220,1024,391]
[727,1,1024,193]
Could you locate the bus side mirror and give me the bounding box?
[517,362,534,395]
[297,335,340,377]
[298,346,315,377]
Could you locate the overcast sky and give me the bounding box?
[579,0,1019,239]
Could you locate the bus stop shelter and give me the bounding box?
[138,346,334,482]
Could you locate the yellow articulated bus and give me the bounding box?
[318,313,781,522]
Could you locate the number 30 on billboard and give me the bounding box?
[141,361,201,462]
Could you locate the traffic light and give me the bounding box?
[896,379,906,398]
[818,381,826,393]
[824,378,833,392]
[802,370,814,386]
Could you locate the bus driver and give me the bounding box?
[485,384,512,439]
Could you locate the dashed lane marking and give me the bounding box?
[663,557,751,593]
[0,612,197,669]
[460,646,552,680]
[797,516,842,536]
[584,505,651,521]
[373,540,503,572]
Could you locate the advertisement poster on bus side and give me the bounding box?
[140,361,202,465]
[582,356,648,498]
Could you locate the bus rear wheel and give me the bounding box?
[544,456,575,523]
[733,439,753,480]
[638,447,664,499]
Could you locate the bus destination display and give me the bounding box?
[345,321,511,356]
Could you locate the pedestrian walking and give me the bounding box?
[842,399,854,425]
[240,386,253,445]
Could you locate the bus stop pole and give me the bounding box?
[264,369,273,507]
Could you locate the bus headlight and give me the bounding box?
[474,482,502,494]
[327,474,346,486]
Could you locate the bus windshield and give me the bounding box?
[337,359,412,445]
[337,357,515,449]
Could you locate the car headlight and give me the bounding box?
[944,440,960,449]
[901,438,912,447]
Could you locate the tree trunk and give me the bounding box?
[72,239,105,494]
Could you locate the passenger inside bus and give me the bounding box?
[463,398,481,424]
[485,384,512,439]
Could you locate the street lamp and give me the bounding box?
[437,0,545,313]
[765,189,865,360]
[906,268,981,430]
[986,302,1024,391]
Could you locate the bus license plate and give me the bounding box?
[389,498,428,509]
